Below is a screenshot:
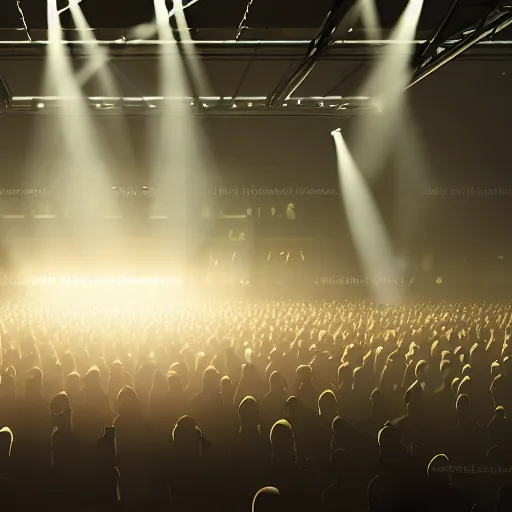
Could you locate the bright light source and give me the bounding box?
[248,102,253,107]
[31,276,182,286]
[148,104,156,108]
[331,128,342,136]
[37,102,45,108]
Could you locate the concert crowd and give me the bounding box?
[0,299,511,511]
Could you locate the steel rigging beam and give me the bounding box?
[409,1,512,89]
[0,73,12,110]
[268,0,359,108]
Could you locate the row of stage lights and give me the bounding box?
[212,250,306,266]
[4,96,373,114]
[28,276,182,286]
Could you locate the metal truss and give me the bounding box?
[0,73,12,109]
[2,94,374,117]
[268,0,359,108]
[409,0,512,88]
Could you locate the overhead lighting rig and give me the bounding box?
[3,95,375,117]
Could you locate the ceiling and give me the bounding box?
[0,1,511,109]
[0,0,507,39]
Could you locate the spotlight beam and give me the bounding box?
[332,131,401,305]
[69,2,118,97]
[128,0,202,43]
[172,0,212,97]
[58,0,84,15]
[348,0,424,183]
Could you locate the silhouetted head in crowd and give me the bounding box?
[169,362,190,390]
[168,371,183,395]
[269,371,286,394]
[352,366,366,391]
[296,365,312,386]
[65,372,81,395]
[405,380,424,416]
[84,366,102,392]
[370,388,388,419]
[491,361,501,379]
[285,396,299,423]
[270,420,296,466]
[457,376,472,399]
[318,389,338,425]
[461,364,472,378]
[487,444,508,466]
[337,362,352,389]
[377,424,407,470]
[252,486,281,512]
[50,392,72,431]
[26,367,43,396]
[494,405,507,420]
[415,360,427,384]
[239,363,258,385]
[497,483,512,512]
[440,359,452,385]
[456,393,474,424]
[117,386,140,417]
[451,377,461,397]
[221,375,233,403]
[202,366,221,395]
[239,396,260,433]
[503,356,512,378]
[0,427,13,461]
[172,415,203,457]
[427,453,451,485]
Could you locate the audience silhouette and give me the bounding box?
[0,299,510,510]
